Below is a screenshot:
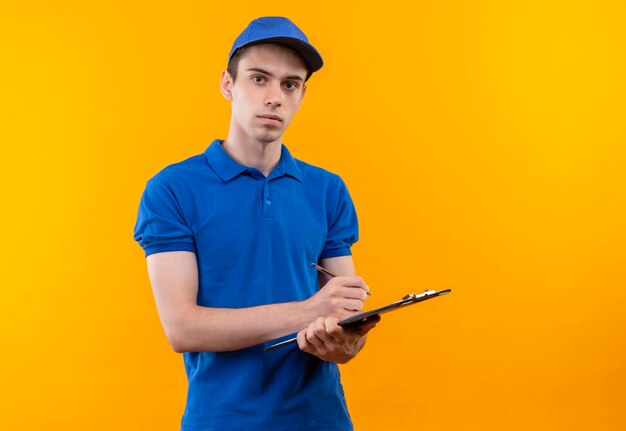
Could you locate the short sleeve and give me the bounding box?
[320,178,359,259]
[133,177,196,257]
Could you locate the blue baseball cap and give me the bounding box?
[228,17,323,76]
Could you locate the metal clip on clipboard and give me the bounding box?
[265,288,452,352]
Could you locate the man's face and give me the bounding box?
[222,44,308,144]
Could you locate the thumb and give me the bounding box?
[350,314,381,335]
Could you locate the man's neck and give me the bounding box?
[222,135,282,177]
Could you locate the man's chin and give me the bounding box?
[254,131,282,144]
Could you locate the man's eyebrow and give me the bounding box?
[246,67,305,82]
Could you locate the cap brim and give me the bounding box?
[239,37,323,74]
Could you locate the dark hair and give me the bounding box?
[226,46,250,82]
[226,44,311,82]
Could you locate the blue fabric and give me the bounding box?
[134,140,358,430]
[228,17,324,74]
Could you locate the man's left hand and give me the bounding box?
[296,315,380,363]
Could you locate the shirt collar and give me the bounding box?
[273,144,303,182]
[205,140,303,182]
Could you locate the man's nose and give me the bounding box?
[264,84,282,107]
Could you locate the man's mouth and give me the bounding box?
[257,114,283,123]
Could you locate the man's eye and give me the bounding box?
[252,76,264,83]
[284,82,298,90]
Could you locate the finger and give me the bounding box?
[296,329,311,352]
[325,317,344,338]
[359,314,380,332]
[334,275,366,288]
[341,287,368,301]
[351,314,381,335]
[314,317,338,344]
[343,299,364,312]
[305,319,326,350]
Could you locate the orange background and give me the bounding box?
[1,1,625,429]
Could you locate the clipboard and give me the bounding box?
[265,288,452,352]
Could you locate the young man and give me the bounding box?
[134,17,378,430]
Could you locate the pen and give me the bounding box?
[266,288,452,352]
[266,264,374,353]
[311,263,372,296]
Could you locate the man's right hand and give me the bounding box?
[303,276,370,321]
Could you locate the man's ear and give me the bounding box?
[220,70,233,101]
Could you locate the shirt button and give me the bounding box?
[265,200,272,206]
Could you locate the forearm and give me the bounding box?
[147,252,370,354]
[165,300,317,353]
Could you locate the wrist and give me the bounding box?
[284,299,318,331]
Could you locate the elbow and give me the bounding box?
[161,306,202,353]
[164,322,192,353]
[168,333,187,353]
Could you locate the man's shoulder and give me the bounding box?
[148,152,209,187]
[293,157,344,185]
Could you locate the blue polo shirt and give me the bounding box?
[134,140,359,430]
